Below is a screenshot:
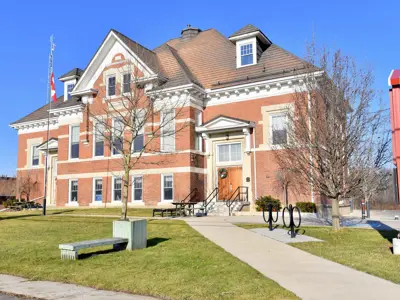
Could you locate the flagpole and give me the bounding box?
[43,35,55,216]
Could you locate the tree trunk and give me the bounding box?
[121,170,129,220]
[331,197,340,231]
[284,184,288,207]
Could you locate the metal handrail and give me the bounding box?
[181,188,198,203]
[203,187,219,211]
[226,186,249,216]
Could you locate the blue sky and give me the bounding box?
[0,0,397,175]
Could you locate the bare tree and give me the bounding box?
[17,172,38,201]
[273,44,388,230]
[90,59,189,220]
[273,168,304,207]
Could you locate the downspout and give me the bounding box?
[252,127,258,201]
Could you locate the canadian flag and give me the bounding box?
[50,72,57,102]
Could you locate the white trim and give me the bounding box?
[64,79,77,102]
[236,38,257,68]
[57,166,206,180]
[68,124,80,160]
[112,175,123,202]
[120,72,131,95]
[31,144,40,167]
[92,177,103,203]
[161,174,174,202]
[68,179,79,205]
[111,117,123,157]
[132,175,143,202]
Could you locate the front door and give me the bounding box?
[218,166,242,200]
[46,155,58,205]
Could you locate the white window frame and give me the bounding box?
[93,121,105,158]
[112,176,123,202]
[31,144,40,167]
[132,175,143,202]
[106,74,116,97]
[67,83,75,100]
[68,124,80,160]
[216,142,243,166]
[160,110,176,152]
[121,72,131,95]
[131,113,145,153]
[112,118,124,157]
[236,38,257,68]
[68,179,79,206]
[92,177,103,203]
[161,174,174,202]
[269,112,288,146]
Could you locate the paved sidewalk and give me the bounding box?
[186,217,400,300]
[0,274,158,300]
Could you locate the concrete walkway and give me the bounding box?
[0,274,158,300]
[186,217,400,300]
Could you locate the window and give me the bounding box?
[112,118,124,155]
[107,75,116,96]
[113,176,122,201]
[70,180,78,202]
[271,113,287,145]
[122,73,131,93]
[31,145,39,166]
[161,110,175,151]
[132,114,144,153]
[70,125,80,159]
[94,178,102,202]
[217,143,242,163]
[132,176,143,201]
[94,122,105,156]
[67,84,75,99]
[162,175,173,201]
[195,111,202,151]
[240,43,253,66]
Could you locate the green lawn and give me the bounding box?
[238,224,400,284]
[0,215,297,300]
[0,207,153,218]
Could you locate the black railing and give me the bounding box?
[181,188,198,203]
[226,186,249,216]
[203,187,219,213]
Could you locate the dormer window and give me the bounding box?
[107,75,116,96]
[240,44,253,66]
[67,84,75,99]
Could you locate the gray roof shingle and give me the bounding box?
[229,24,260,38]
[59,68,84,80]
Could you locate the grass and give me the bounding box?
[0,215,297,300]
[0,207,154,218]
[238,223,400,284]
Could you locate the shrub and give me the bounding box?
[255,195,282,212]
[3,197,16,208]
[296,202,317,213]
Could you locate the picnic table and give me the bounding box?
[172,202,198,216]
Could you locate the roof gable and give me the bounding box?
[197,115,255,133]
[73,30,160,93]
[229,24,260,38]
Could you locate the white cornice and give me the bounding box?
[70,88,98,97]
[205,71,323,107]
[51,105,84,116]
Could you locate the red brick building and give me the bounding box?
[10,24,317,212]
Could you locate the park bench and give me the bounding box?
[152,208,176,217]
[59,237,128,260]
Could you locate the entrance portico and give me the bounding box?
[37,138,58,206]
[196,115,255,208]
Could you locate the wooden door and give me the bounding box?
[218,167,242,200]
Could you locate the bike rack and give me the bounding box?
[282,204,302,238]
[262,203,279,231]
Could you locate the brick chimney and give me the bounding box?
[389,69,400,204]
[181,24,201,42]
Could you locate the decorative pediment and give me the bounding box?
[73,29,159,96]
[37,138,58,152]
[196,115,255,134]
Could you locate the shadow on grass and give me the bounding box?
[0,213,42,221]
[78,237,170,260]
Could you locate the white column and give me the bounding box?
[201,133,209,155]
[243,128,251,153]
